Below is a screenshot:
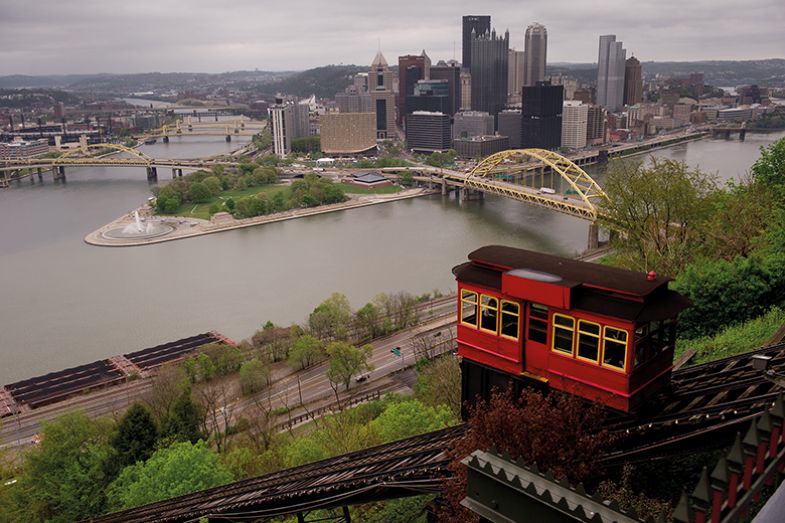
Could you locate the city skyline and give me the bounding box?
[1,0,783,75]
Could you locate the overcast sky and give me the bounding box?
[1,0,783,75]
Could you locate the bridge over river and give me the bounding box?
[0,143,241,184]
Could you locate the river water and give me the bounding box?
[0,130,783,384]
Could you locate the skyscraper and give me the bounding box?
[561,101,588,149]
[521,81,563,150]
[431,62,462,116]
[623,56,643,107]
[397,54,428,124]
[597,35,626,112]
[462,15,491,69]
[523,23,547,86]
[269,96,294,158]
[369,52,396,138]
[507,49,525,104]
[470,28,509,117]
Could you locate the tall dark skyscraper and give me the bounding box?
[623,56,642,106]
[470,28,509,117]
[462,15,491,69]
[521,80,564,150]
[430,62,462,116]
[397,54,427,125]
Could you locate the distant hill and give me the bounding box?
[1,59,781,100]
[548,59,785,87]
[258,65,368,99]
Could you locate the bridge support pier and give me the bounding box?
[163,136,169,144]
[37,168,43,182]
[225,135,231,142]
[441,182,448,196]
[587,222,600,251]
[146,167,158,181]
[54,166,66,181]
[458,187,484,203]
[739,129,746,141]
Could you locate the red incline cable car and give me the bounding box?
[453,246,691,412]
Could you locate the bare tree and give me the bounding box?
[195,381,233,454]
[145,364,188,423]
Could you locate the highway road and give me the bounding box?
[1,297,457,449]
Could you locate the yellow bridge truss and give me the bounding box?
[55,143,153,165]
[463,148,609,221]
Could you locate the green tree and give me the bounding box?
[188,181,212,203]
[288,335,324,370]
[415,355,462,418]
[309,292,352,340]
[11,411,113,522]
[211,164,225,177]
[224,197,236,212]
[111,403,158,472]
[161,387,205,444]
[599,157,718,275]
[751,137,785,193]
[203,176,222,196]
[369,399,455,442]
[326,341,374,390]
[674,254,785,339]
[106,441,233,511]
[354,302,382,341]
[239,358,271,395]
[155,184,182,214]
[399,171,414,187]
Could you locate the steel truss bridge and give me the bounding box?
[389,148,610,222]
[146,117,266,139]
[0,143,239,174]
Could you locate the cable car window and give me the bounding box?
[603,326,628,371]
[460,290,478,327]
[577,320,601,363]
[634,322,650,367]
[480,295,498,333]
[528,303,549,344]
[552,314,575,355]
[500,301,520,340]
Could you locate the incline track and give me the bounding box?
[93,426,463,522]
[93,342,785,522]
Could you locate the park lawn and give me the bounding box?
[171,184,291,220]
[338,183,401,195]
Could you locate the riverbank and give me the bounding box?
[85,187,438,247]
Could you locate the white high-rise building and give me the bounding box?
[597,35,626,113]
[268,97,293,158]
[561,101,588,149]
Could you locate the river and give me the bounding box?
[0,130,783,384]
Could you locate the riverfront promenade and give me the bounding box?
[85,187,438,247]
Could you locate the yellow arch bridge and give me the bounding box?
[387,148,609,222]
[0,143,239,182]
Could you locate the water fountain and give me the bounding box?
[101,210,174,240]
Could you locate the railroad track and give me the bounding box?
[92,425,463,522]
[92,342,785,522]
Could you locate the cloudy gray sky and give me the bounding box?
[1,0,783,75]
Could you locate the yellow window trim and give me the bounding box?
[479,293,499,334]
[576,319,602,364]
[500,299,520,341]
[460,289,479,327]
[551,313,575,356]
[601,326,629,372]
